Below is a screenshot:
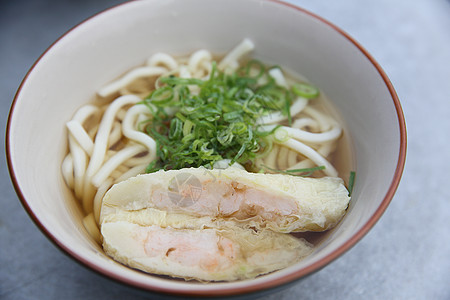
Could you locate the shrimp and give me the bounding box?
[101,167,350,232]
[101,208,313,281]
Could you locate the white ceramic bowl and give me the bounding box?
[6,0,406,298]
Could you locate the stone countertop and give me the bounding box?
[1,0,449,299]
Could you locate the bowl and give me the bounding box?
[6,0,406,298]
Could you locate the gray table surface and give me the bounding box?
[1,0,449,299]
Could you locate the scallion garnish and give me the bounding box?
[292,82,320,99]
[348,171,356,196]
[140,60,306,173]
[262,165,326,177]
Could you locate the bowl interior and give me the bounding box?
[7,0,405,296]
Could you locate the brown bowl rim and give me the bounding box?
[6,0,407,297]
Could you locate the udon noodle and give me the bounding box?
[62,39,344,244]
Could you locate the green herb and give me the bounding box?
[140,60,299,172]
[348,171,356,196]
[292,82,320,99]
[262,165,326,177]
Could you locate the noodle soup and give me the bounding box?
[61,39,354,281]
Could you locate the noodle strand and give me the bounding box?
[98,66,167,97]
[279,138,338,177]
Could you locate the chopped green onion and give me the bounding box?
[182,119,194,136]
[348,171,356,196]
[168,118,183,140]
[274,128,289,143]
[223,111,242,121]
[242,60,265,79]
[147,86,174,104]
[262,165,326,176]
[284,166,326,173]
[292,82,320,99]
[140,60,321,173]
[160,77,203,86]
[285,94,292,126]
[174,112,186,122]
